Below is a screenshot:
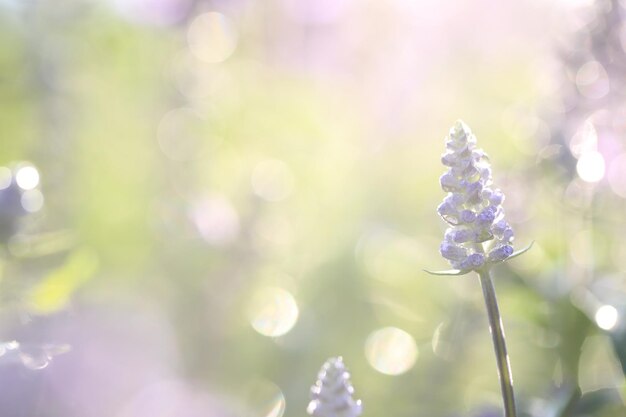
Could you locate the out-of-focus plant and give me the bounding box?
[0,163,77,371]
[307,357,362,417]
[542,0,626,184]
[531,1,626,415]
[427,121,532,417]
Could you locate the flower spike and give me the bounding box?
[307,357,362,417]
[435,121,517,272]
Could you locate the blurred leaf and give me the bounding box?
[27,248,98,313]
[7,230,77,258]
[571,388,625,416]
[553,385,581,417]
[610,329,626,376]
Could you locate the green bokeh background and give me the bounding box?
[0,1,625,416]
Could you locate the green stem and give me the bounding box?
[478,269,517,417]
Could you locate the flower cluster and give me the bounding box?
[307,357,362,417]
[437,121,514,271]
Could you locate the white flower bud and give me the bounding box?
[307,357,362,417]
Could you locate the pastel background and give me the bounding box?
[0,0,625,416]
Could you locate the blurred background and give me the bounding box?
[0,0,625,416]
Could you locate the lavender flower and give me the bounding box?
[437,121,514,271]
[307,357,362,417]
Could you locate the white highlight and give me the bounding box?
[15,166,39,190]
[595,305,618,331]
[576,151,605,183]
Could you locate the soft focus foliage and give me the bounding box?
[0,1,626,417]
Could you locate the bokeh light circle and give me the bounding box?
[365,327,418,375]
[190,195,240,246]
[187,12,238,63]
[241,379,286,417]
[575,60,609,99]
[595,305,618,331]
[249,287,299,337]
[251,159,295,202]
[569,121,597,158]
[576,151,605,183]
[0,167,11,190]
[15,165,39,190]
[21,189,44,213]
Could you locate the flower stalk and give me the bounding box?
[479,268,516,417]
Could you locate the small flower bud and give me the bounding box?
[476,206,497,226]
[502,228,514,242]
[459,209,476,223]
[489,189,504,206]
[307,357,362,417]
[492,219,508,235]
[451,228,475,243]
[459,253,485,270]
[488,245,514,262]
[440,241,468,261]
[440,173,463,192]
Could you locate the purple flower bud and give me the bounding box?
[502,228,514,242]
[459,253,485,270]
[442,152,470,169]
[488,245,513,262]
[449,193,464,206]
[437,201,456,217]
[480,167,492,182]
[472,149,489,163]
[451,228,475,243]
[492,219,509,235]
[459,210,476,223]
[441,153,456,167]
[440,241,467,261]
[489,189,504,206]
[446,139,468,152]
[464,166,481,181]
[477,206,497,225]
[440,173,463,192]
